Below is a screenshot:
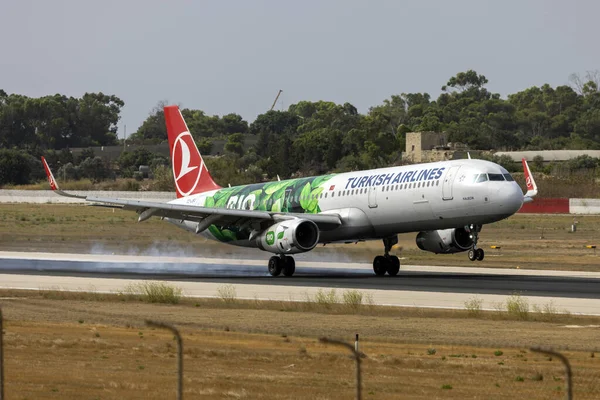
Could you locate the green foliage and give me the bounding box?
[78,157,112,183]
[314,289,338,308]
[506,293,529,320]
[0,149,34,185]
[121,281,183,304]
[224,133,245,155]
[76,148,95,164]
[341,290,365,310]
[196,137,213,155]
[150,165,174,191]
[3,69,600,186]
[0,91,122,150]
[464,296,483,316]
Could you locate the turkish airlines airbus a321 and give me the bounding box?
[42,105,538,277]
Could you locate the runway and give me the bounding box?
[1,251,600,315]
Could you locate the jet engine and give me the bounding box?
[415,227,474,254]
[257,219,320,254]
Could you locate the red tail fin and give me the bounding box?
[164,105,221,198]
[521,158,538,199]
[41,156,59,190]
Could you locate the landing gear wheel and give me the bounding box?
[468,249,477,262]
[268,256,282,276]
[476,248,485,261]
[282,256,296,277]
[387,256,400,276]
[373,256,388,276]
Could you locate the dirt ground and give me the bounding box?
[2,294,600,399]
[0,204,599,271]
[1,204,600,398]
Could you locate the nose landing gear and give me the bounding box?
[372,236,400,276]
[466,224,485,262]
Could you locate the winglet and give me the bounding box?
[41,156,59,190]
[41,157,86,199]
[522,158,538,202]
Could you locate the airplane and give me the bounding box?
[41,105,538,277]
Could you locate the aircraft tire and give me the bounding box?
[373,256,388,276]
[468,249,477,261]
[476,248,485,261]
[268,256,282,276]
[282,256,296,277]
[387,256,400,276]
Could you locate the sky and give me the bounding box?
[1,0,599,137]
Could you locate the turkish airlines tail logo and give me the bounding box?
[164,105,221,198]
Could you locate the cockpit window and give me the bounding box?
[488,173,505,181]
[475,174,488,183]
[503,173,515,181]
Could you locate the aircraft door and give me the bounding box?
[368,186,378,208]
[442,166,461,200]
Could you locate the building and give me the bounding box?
[403,131,467,163]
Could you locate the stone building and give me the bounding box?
[403,131,465,163]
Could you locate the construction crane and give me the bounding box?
[270,89,283,111]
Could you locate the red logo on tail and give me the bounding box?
[172,131,203,197]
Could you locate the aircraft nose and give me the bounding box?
[496,183,524,214]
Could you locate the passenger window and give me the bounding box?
[324,193,327,198]
[436,181,440,186]
[475,174,488,183]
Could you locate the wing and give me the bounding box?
[521,158,538,204]
[41,157,342,231]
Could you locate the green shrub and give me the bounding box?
[122,281,183,304]
[314,289,338,308]
[506,293,529,320]
[464,296,483,316]
[342,290,364,310]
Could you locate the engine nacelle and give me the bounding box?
[257,219,320,254]
[415,227,474,254]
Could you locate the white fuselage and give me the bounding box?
[167,159,524,246]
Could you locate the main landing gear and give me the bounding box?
[268,255,296,277]
[372,236,400,276]
[466,224,485,262]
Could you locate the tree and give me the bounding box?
[0,149,33,185]
[221,113,248,134]
[79,156,112,182]
[442,70,489,93]
[224,133,245,156]
[130,101,168,142]
[75,92,124,146]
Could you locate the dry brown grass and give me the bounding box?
[1,294,600,399]
[1,204,599,271]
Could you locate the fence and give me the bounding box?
[2,306,597,399]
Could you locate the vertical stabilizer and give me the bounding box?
[164,105,221,198]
